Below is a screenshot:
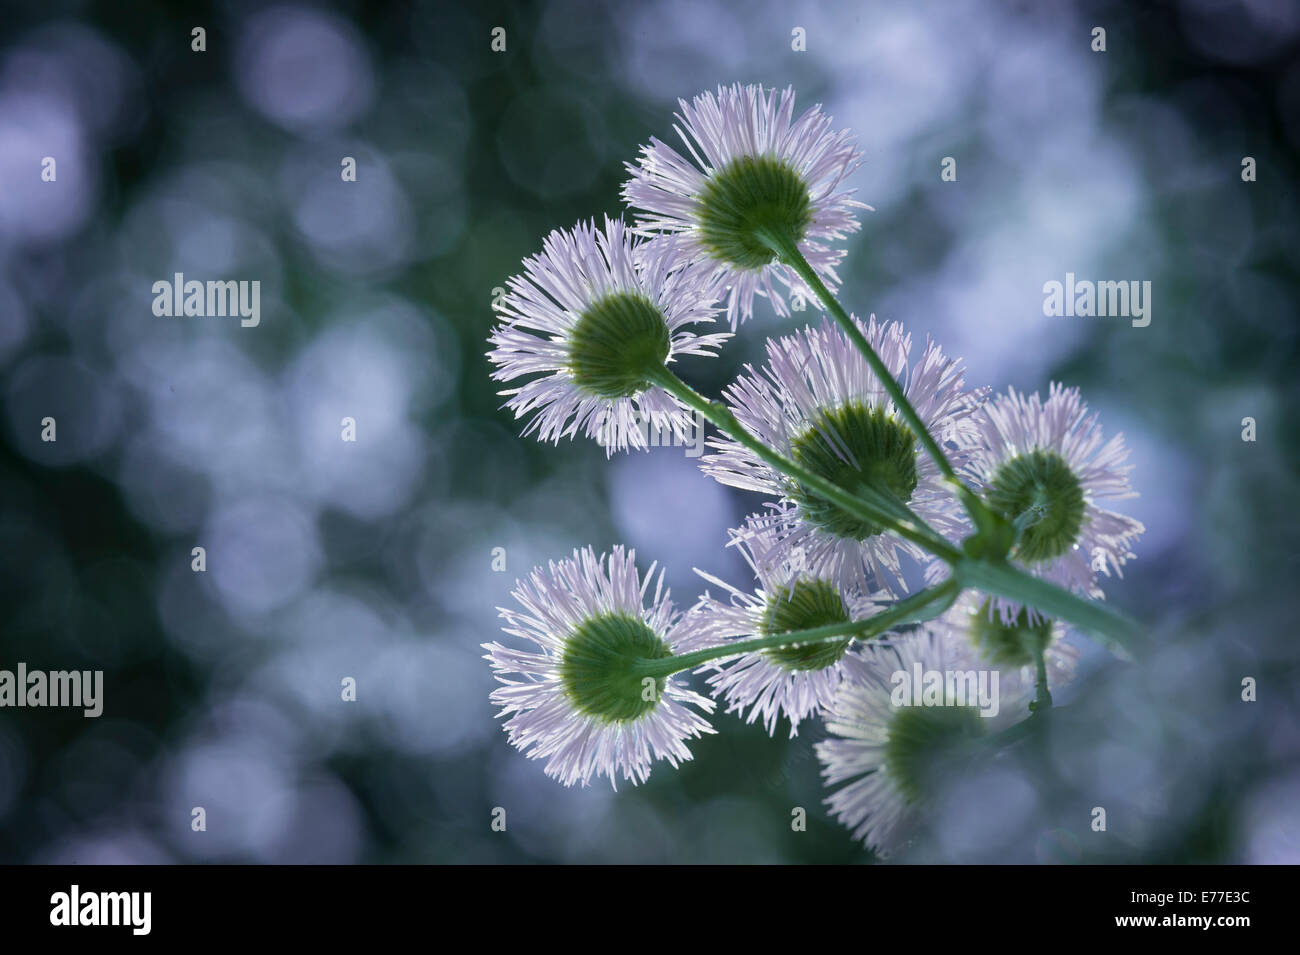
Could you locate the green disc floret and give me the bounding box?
[568,292,671,399]
[985,449,1085,563]
[760,578,853,671]
[885,703,986,805]
[789,402,919,540]
[697,155,814,270]
[967,599,1054,668]
[560,613,672,723]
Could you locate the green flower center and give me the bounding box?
[696,155,814,270]
[885,703,986,805]
[560,613,671,724]
[568,292,671,399]
[967,600,1053,668]
[760,578,852,671]
[788,402,919,540]
[985,449,1085,563]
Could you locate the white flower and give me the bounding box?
[702,314,983,595]
[622,83,867,327]
[677,518,893,738]
[483,546,715,789]
[816,629,1030,856]
[961,383,1144,623]
[487,216,728,455]
[934,589,1080,693]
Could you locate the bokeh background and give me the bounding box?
[1,0,1297,863]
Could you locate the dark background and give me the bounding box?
[0,0,1297,863]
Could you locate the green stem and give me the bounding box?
[757,228,997,533]
[633,579,960,679]
[646,366,962,562]
[954,558,1142,660]
[1029,643,1052,713]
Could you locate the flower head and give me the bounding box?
[963,383,1144,623]
[935,589,1079,692]
[487,216,728,455]
[623,84,867,326]
[677,518,892,738]
[703,315,983,594]
[483,546,715,789]
[816,629,1029,856]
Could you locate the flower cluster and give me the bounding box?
[482,84,1144,857]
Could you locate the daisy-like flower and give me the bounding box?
[483,546,715,789]
[816,629,1030,856]
[622,83,867,327]
[677,518,894,738]
[935,589,1079,693]
[961,383,1144,623]
[702,314,983,595]
[487,216,729,456]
